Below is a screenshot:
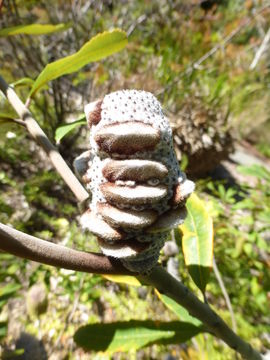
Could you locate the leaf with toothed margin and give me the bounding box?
[29,29,128,97]
[180,193,213,294]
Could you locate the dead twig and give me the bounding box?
[250,27,270,70]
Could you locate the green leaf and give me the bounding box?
[102,274,141,287]
[180,193,213,293]
[0,23,71,37]
[55,116,86,143]
[74,320,202,353]
[0,283,21,299]
[11,77,34,88]
[0,113,16,125]
[155,290,202,327]
[0,322,7,340]
[30,29,128,97]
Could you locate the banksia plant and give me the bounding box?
[74,90,194,273]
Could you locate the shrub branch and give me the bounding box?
[0,75,89,204]
[0,222,129,274]
[0,74,264,359]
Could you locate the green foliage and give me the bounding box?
[205,164,270,328]
[155,291,202,327]
[180,193,213,294]
[0,23,71,37]
[55,116,86,143]
[0,254,22,341]
[74,320,202,353]
[29,29,128,97]
[0,113,17,125]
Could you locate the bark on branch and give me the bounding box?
[0,75,89,204]
[0,74,264,359]
[0,222,129,275]
[0,222,263,359]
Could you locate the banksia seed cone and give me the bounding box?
[74,90,195,273]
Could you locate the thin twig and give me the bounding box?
[0,75,89,204]
[249,27,270,70]
[11,118,26,127]
[213,257,237,333]
[127,14,147,37]
[0,222,129,275]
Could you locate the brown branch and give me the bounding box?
[141,267,263,360]
[0,221,264,359]
[0,222,130,275]
[0,75,89,204]
[0,75,265,359]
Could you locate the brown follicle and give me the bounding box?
[100,182,168,206]
[78,90,195,273]
[73,150,92,181]
[170,183,184,208]
[94,121,160,155]
[97,202,157,230]
[80,209,124,241]
[102,159,168,183]
[147,207,187,233]
[84,99,103,127]
[170,180,195,208]
[97,236,150,258]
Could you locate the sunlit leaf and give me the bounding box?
[0,23,71,37]
[74,320,202,353]
[180,193,213,293]
[155,290,202,326]
[102,274,141,287]
[55,116,86,143]
[30,29,128,97]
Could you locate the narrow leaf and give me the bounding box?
[30,29,128,97]
[180,193,213,293]
[74,320,202,353]
[55,116,86,143]
[0,23,71,37]
[102,274,141,287]
[155,290,202,326]
[0,113,16,124]
[11,77,34,88]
